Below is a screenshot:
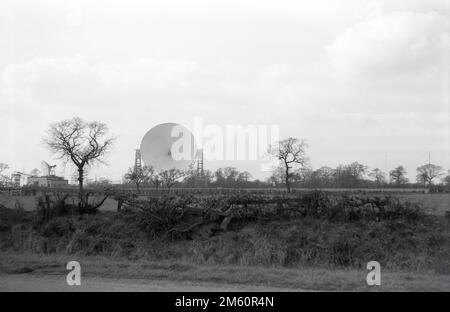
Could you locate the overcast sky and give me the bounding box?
[1,0,449,182]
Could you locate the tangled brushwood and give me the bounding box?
[122,191,426,234]
[0,191,448,272]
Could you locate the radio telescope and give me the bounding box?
[140,123,198,171]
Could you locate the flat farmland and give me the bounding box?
[1,252,449,291]
[107,191,449,215]
[0,189,448,215]
[1,190,449,292]
[108,191,449,215]
[395,193,449,216]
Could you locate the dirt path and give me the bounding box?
[1,253,449,291]
[0,273,298,292]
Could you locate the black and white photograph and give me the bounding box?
[0,0,449,300]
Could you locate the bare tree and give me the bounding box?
[44,117,115,212]
[158,168,186,190]
[223,167,239,185]
[0,163,8,174]
[389,166,408,185]
[369,168,386,186]
[267,166,285,187]
[333,162,368,188]
[124,165,154,192]
[213,167,241,187]
[182,168,213,188]
[416,164,444,187]
[316,166,335,186]
[0,163,9,187]
[152,174,162,189]
[444,170,450,190]
[347,162,368,181]
[270,137,308,193]
[237,171,252,183]
[296,167,312,185]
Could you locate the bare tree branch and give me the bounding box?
[270,137,308,193]
[43,117,115,212]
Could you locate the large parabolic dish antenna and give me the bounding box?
[140,123,197,171]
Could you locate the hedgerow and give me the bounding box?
[0,191,448,272]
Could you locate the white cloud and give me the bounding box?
[327,11,449,81]
[0,0,449,180]
[1,55,213,109]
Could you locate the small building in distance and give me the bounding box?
[27,175,69,188]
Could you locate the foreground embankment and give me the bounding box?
[1,252,449,291]
[0,191,449,291]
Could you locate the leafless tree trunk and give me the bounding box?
[44,117,115,213]
[78,167,85,210]
[271,137,308,193]
[284,161,291,193]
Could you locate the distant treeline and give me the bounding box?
[99,161,450,192]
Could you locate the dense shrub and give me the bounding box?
[1,191,448,272]
[188,218,449,271]
[120,191,426,230]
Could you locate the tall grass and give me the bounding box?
[0,191,448,273]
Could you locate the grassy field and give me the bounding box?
[0,192,449,215]
[1,252,449,291]
[1,190,449,291]
[396,193,449,215]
